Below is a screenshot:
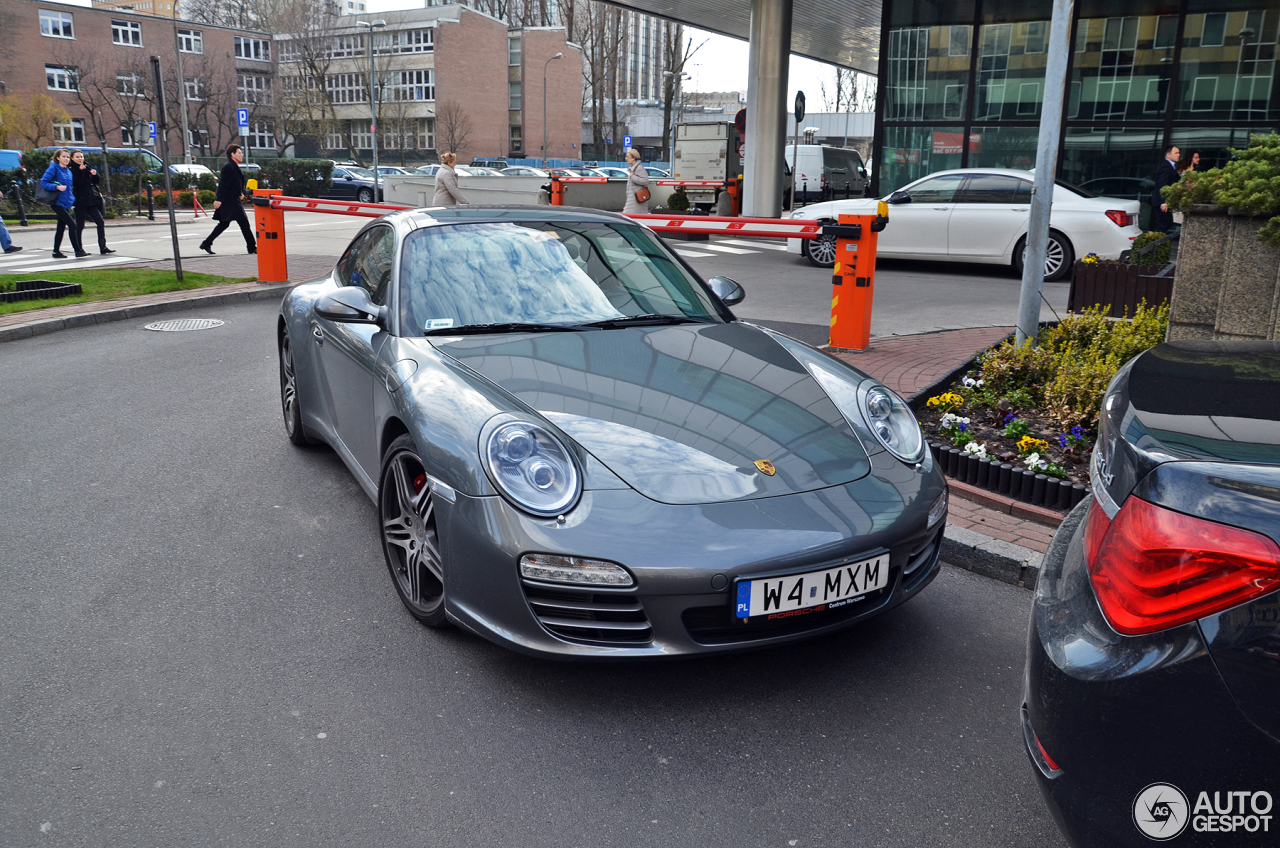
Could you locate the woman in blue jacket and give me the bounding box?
[41,148,87,258]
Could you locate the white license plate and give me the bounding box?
[735,554,889,620]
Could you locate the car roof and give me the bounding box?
[913,168,1037,181]
[377,205,639,236]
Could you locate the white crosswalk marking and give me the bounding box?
[674,250,714,258]
[697,243,759,255]
[715,238,789,251]
[1,255,143,274]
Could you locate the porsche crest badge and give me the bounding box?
[754,459,776,476]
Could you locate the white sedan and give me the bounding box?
[787,168,1141,281]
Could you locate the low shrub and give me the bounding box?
[666,186,690,212]
[1165,132,1280,246]
[258,159,333,198]
[177,190,195,208]
[1129,231,1172,264]
[197,189,215,207]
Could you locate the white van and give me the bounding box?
[786,144,869,203]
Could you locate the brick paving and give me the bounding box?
[1,249,1059,559]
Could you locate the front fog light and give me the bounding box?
[520,553,634,587]
[928,488,948,528]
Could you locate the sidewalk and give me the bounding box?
[0,256,1060,589]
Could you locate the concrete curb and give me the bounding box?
[0,283,291,344]
[943,524,1042,590]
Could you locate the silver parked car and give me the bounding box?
[277,207,948,658]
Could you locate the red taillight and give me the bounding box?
[1105,209,1134,227]
[1035,733,1061,772]
[1085,497,1280,635]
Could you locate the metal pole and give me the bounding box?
[742,0,791,217]
[369,30,378,200]
[542,52,563,170]
[150,55,182,281]
[1016,0,1075,346]
[13,182,28,226]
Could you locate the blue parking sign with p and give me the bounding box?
[623,135,632,148]
[237,109,249,128]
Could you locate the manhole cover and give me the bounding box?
[144,318,225,332]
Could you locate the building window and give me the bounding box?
[510,125,522,152]
[949,26,970,57]
[1023,21,1046,54]
[1075,19,1088,53]
[120,124,136,145]
[508,36,522,66]
[326,73,368,105]
[40,10,74,39]
[184,77,204,102]
[188,127,210,150]
[238,74,272,105]
[234,37,270,61]
[383,28,433,54]
[111,19,142,47]
[1200,12,1226,48]
[509,81,522,110]
[1153,15,1178,50]
[419,117,435,150]
[46,65,78,92]
[178,29,203,54]
[390,69,434,101]
[247,122,276,150]
[117,72,142,97]
[54,119,85,143]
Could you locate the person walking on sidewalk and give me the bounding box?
[70,150,115,255]
[199,143,256,255]
[1149,145,1180,233]
[431,152,468,207]
[622,148,650,214]
[0,218,21,254]
[40,148,88,259]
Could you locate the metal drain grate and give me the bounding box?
[144,318,225,332]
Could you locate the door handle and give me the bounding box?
[933,207,950,211]
[312,326,324,345]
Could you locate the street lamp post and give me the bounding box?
[358,19,387,200]
[542,52,563,169]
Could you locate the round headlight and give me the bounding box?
[863,385,924,463]
[485,420,581,517]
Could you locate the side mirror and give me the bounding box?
[316,286,386,326]
[888,190,911,204]
[707,275,745,307]
[344,175,354,181]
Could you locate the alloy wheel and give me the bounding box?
[380,446,445,624]
[807,234,837,267]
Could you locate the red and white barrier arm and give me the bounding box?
[267,195,413,218]
[626,213,822,240]
[552,176,608,183]
[653,179,727,188]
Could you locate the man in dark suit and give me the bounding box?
[199,143,257,255]
[1149,145,1181,233]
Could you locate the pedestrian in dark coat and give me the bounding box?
[200,143,256,254]
[70,149,115,255]
[1149,145,1181,233]
[40,148,87,258]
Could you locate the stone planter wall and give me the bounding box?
[1169,205,1280,340]
[928,441,1088,512]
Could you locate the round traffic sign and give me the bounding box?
[794,91,806,122]
[734,108,746,132]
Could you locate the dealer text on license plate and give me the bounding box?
[735,554,889,619]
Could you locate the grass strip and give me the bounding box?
[0,269,259,315]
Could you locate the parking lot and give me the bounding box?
[0,213,1069,846]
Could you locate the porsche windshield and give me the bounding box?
[398,221,724,334]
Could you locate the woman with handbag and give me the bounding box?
[431,152,468,207]
[622,148,650,214]
[39,148,88,259]
[71,150,115,255]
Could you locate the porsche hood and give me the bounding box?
[429,322,873,505]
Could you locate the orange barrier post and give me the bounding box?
[253,188,288,283]
[724,178,741,218]
[828,203,889,351]
[550,177,563,206]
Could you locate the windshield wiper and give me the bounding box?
[423,322,598,336]
[580,314,712,329]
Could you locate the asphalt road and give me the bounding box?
[0,299,1066,847]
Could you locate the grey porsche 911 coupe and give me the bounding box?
[277,206,948,658]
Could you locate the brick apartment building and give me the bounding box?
[0,0,277,159]
[276,4,581,162]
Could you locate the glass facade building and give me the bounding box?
[874,0,1279,203]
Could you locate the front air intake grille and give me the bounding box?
[902,527,943,591]
[521,581,653,645]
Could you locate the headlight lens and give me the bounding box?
[862,385,924,463]
[485,420,580,516]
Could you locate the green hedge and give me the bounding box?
[1165,133,1280,246]
[258,159,333,197]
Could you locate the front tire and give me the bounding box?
[357,187,374,203]
[1014,230,1074,282]
[804,230,838,268]
[379,435,448,627]
[279,328,313,446]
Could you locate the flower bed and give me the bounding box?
[915,302,1169,510]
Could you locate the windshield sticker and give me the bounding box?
[424,318,455,331]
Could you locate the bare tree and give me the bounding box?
[660,27,705,159]
[435,99,473,157]
[820,66,877,114]
[274,0,362,161]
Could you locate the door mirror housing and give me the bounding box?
[316,286,386,326]
[707,275,746,307]
[888,189,911,204]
